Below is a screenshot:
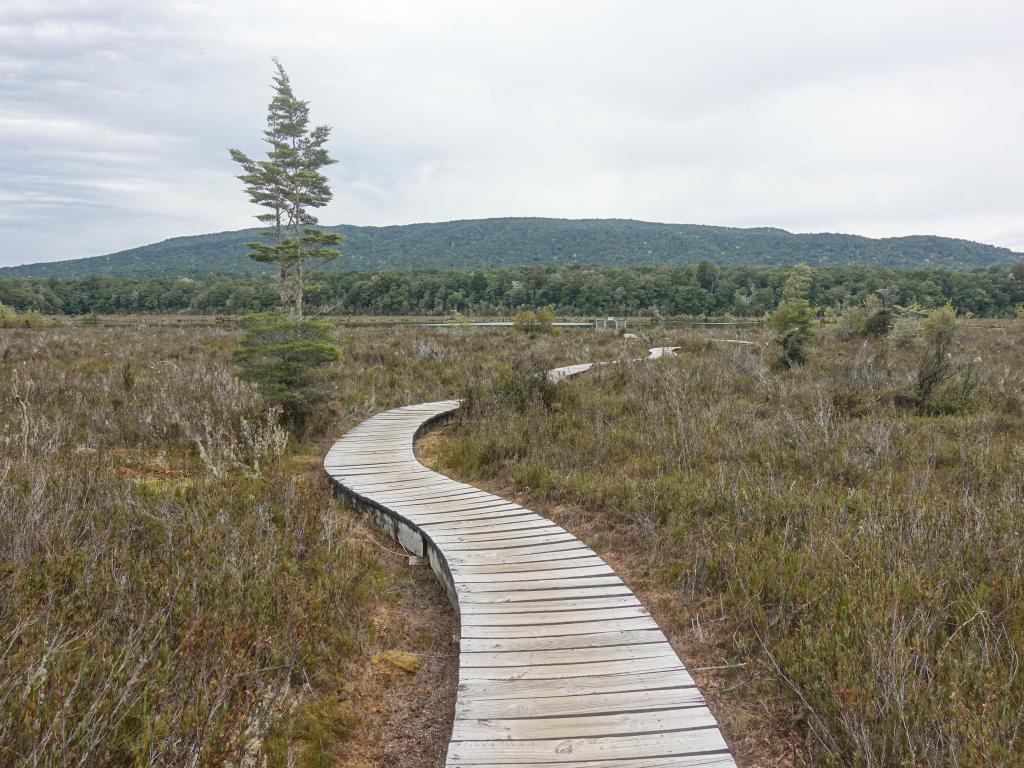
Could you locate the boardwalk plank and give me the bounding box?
[451,707,717,741]
[456,668,697,700]
[446,729,729,764]
[454,686,704,719]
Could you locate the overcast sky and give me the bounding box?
[1,0,1022,266]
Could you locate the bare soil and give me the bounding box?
[336,516,459,768]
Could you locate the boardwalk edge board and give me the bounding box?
[323,347,738,767]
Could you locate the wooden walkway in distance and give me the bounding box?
[324,348,737,767]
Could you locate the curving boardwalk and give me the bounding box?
[324,348,737,767]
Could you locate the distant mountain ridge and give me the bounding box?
[4,218,1020,277]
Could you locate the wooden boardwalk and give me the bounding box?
[324,348,737,767]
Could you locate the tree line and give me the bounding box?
[3,262,1024,318]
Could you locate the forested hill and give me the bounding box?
[3,218,1021,277]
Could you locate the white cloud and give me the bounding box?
[0,0,1022,265]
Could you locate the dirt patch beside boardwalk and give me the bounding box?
[337,515,459,768]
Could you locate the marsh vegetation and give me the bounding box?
[437,318,1024,766]
[2,313,1020,766]
[0,321,622,766]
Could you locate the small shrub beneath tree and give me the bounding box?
[232,313,341,432]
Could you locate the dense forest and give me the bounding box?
[3,218,1021,277]
[3,262,1024,317]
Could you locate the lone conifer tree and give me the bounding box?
[230,59,343,319]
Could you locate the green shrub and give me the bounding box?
[0,303,45,328]
[837,295,894,340]
[512,308,536,331]
[914,303,960,414]
[232,313,341,432]
[863,308,895,337]
[767,298,814,369]
[0,302,18,326]
[836,303,868,339]
[535,305,556,329]
[513,306,556,333]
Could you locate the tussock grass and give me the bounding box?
[439,322,1024,766]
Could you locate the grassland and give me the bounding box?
[432,320,1024,767]
[3,316,1020,766]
